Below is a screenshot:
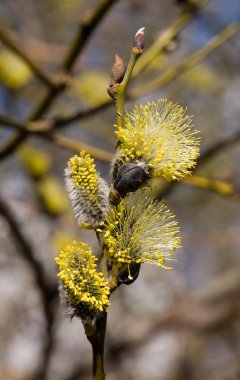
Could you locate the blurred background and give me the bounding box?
[0,1,240,379]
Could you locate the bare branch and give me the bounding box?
[0,25,56,88]
[61,0,118,72]
[0,115,113,161]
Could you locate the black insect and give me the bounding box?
[113,163,149,198]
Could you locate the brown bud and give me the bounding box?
[134,27,145,52]
[109,54,126,88]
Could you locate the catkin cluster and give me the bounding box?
[55,99,200,320]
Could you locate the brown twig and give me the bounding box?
[61,0,118,72]
[52,99,112,130]
[0,115,113,161]
[0,25,56,88]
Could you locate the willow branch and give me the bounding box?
[108,27,144,130]
[86,314,107,380]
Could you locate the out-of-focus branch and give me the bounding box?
[199,129,240,164]
[184,175,240,199]
[130,23,240,98]
[11,32,65,64]
[132,10,195,77]
[0,195,57,380]
[157,127,240,199]
[61,0,118,72]
[0,25,56,88]
[0,115,113,161]
[0,1,216,145]
[47,134,113,161]
[2,115,240,165]
[52,99,112,130]
[0,0,117,160]
[0,195,51,295]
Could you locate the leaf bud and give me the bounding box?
[134,27,145,53]
[109,54,126,88]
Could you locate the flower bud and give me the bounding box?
[109,54,126,88]
[134,27,145,53]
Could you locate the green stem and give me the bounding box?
[87,313,107,380]
[115,47,142,129]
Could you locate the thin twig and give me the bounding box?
[0,115,113,161]
[184,175,240,199]
[52,99,112,130]
[108,27,144,129]
[157,127,240,199]
[0,25,56,88]
[61,0,118,72]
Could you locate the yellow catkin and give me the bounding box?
[115,99,200,181]
[65,150,109,228]
[55,241,110,312]
[99,189,181,269]
[69,151,98,198]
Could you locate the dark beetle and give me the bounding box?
[113,163,149,198]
